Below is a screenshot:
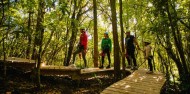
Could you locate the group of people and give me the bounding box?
[69,27,153,74]
[124,31,153,73]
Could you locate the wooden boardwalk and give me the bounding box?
[40,66,117,80]
[0,57,36,70]
[0,57,119,80]
[101,68,165,94]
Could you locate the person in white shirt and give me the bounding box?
[143,40,153,74]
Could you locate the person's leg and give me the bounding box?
[106,49,111,68]
[72,48,82,64]
[148,57,153,71]
[126,56,131,67]
[126,49,132,68]
[130,50,138,70]
[81,50,87,67]
[99,50,105,68]
[99,55,105,68]
[131,50,137,66]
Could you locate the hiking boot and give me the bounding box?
[131,66,138,70]
[146,71,153,74]
[99,66,104,69]
[106,65,111,69]
[126,65,131,69]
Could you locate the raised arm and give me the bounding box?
[133,37,140,50]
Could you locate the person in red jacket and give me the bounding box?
[70,27,88,68]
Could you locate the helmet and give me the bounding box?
[104,32,109,35]
[144,39,151,44]
[80,26,85,30]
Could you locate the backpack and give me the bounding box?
[126,35,135,50]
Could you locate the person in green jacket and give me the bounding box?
[99,32,112,69]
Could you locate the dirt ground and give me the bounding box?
[0,67,125,94]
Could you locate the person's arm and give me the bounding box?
[100,39,104,55]
[101,38,104,51]
[109,38,112,52]
[124,37,128,55]
[84,33,88,50]
[124,37,127,49]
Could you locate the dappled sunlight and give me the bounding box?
[120,82,127,86]
[41,63,46,67]
[129,73,135,77]
[134,79,138,82]
[102,68,166,94]
[139,76,146,81]
[152,76,164,82]
[125,85,131,88]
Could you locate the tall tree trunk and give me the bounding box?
[3,0,10,92]
[26,11,32,59]
[93,0,98,67]
[165,0,189,82]
[66,16,77,66]
[35,0,45,89]
[172,4,189,77]
[185,4,190,69]
[186,33,190,70]
[0,0,5,26]
[41,30,55,56]
[110,0,121,80]
[65,0,78,66]
[3,34,7,93]
[165,30,185,82]
[119,0,126,77]
[125,0,129,29]
[63,27,69,65]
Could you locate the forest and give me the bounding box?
[0,0,190,93]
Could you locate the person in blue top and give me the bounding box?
[99,32,112,69]
[125,31,140,70]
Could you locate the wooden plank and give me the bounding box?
[40,66,81,73]
[40,66,81,80]
[102,89,131,94]
[81,68,114,73]
[79,68,132,80]
[40,67,127,80]
[101,68,166,94]
[0,57,36,70]
[7,63,36,69]
[0,57,36,63]
[41,66,80,70]
[110,82,164,89]
[118,77,165,85]
[102,85,161,94]
[81,68,114,75]
[108,83,162,92]
[103,86,160,94]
